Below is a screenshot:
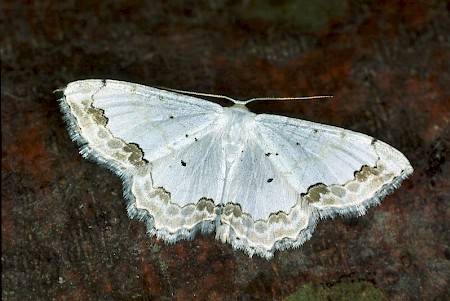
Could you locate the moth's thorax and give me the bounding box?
[222,105,257,162]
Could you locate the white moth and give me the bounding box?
[59,79,413,259]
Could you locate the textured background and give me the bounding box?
[1,1,449,300]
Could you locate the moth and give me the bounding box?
[59,79,413,258]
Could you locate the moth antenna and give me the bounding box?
[159,87,332,105]
[237,95,333,105]
[159,87,237,103]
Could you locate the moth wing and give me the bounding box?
[61,79,227,241]
[219,113,413,258]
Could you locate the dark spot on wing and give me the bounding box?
[87,107,108,126]
[194,137,198,142]
[181,160,186,167]
[265,153,271,157]
[151,187,171,202]
[296,142,300,145]
[123,143,148,165]
[185,134,189,138]
[267,178,273,183]
[304,183,329,203]
[169,115,174,119]
[371,138,378,145]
